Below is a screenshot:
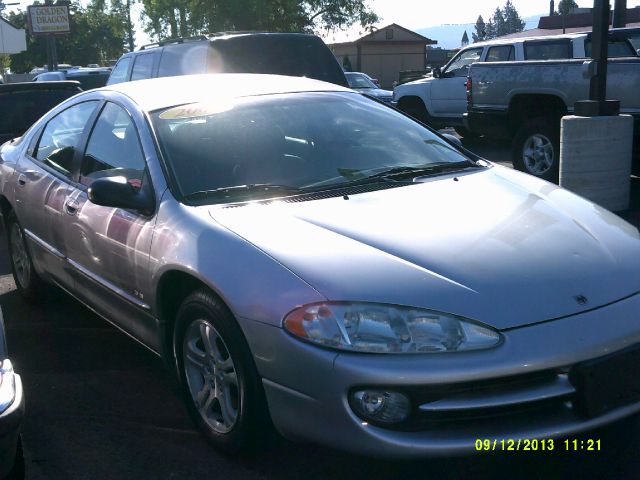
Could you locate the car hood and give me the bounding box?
[355,88,392,97]
[209,167,640,330]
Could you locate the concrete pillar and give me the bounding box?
[560,115,634,212]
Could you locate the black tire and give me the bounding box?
[174,289,272,454]
[512,117,560,183]
[5,436,25,480]
[6,212,45,302]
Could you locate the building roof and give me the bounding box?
[328,23,436,47]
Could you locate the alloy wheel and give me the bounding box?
[522,134,555,176]
[183,319,239,434]
[10,223,31,289]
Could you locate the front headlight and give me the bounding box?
[283,302,501,354]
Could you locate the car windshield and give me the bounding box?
[151,92,477,203]
[346,74,377,89]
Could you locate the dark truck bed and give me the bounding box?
[0,81,82,145]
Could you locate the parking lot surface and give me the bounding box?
[1,139,640,479]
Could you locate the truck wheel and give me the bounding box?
[512,118,560,183]
[6,212,45,302]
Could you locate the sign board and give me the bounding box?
[27,5,70,35]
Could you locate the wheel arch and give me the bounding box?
[507,94,568,136]
[155,268,238,367]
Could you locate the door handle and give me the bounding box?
[64,199,80,216]
[17,174,27,186]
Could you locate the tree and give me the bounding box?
[472,15,486,43]
[342,55,352,71]
[139,0,380,41]
[479,1,525,40]
[8,0,127,72]
[558,0,578,16]
[503,0,525,34]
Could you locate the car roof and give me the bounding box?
[471,32,588,48]
[99,73,351,112]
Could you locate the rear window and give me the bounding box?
[524,40,572,60]
[486,45,515,62]
[0,89,78,137]
[71,73,110,90]
[207,36,348,86]
[584,38,636,57]
[158,43,209,77]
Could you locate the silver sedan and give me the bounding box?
[1,74,640,458]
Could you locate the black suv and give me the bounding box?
[0,81,82,144]
[107,32,348,87]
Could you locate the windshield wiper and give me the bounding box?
[183,184,303,202]
[362,161,479,181]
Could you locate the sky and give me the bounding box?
[4,0,596,48]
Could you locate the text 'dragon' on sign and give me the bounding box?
[27,5,70,35]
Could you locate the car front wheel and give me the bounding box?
[174,289,271,454]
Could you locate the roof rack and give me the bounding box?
[138,31,273,50]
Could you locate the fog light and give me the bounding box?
[351,390,411,424]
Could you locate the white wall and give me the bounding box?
[0,20,27,55]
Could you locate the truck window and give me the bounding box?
[585,39,636,57]
[524,40,572,60]
[107,57,132,85]
[131,53,155,81]
[158,43,209,77]
[486,45,515,62]
[442,48,482,77]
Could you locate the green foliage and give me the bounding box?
[0,54,10,73]
[558,0,578,16]
[472,15,486,43]
[8,0,128,73]
[481,1,526,40]
[139,0,379,41]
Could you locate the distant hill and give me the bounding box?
[417,15,543,49]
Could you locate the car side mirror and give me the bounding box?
[88,176,154,214]
[433,67,441,78]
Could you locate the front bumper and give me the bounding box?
[241,292,640,458]
[0,371,24,477]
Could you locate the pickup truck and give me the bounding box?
[464,56,640,181]
[394,28,639,138]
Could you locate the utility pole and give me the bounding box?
[612,0,626,28]
[44,0,58,71]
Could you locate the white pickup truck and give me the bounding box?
[393,29,639,137]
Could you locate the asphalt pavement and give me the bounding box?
[1,140,640,479]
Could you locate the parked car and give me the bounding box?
[0,81,82,145]
[2,74,640,458]
[33,67,110,90]
[107,32,348,87]
[0,307,24,479]
[345,71,393,103]
[465,53,640,181]
[394,28,639,137]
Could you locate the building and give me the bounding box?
[0,17,27,55]
[328,24,436,89]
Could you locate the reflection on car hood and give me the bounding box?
[354,88,393,98]
[210,167,640,330]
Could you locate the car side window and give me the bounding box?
[107,57,132,85]
[443,48,483,77]
[80,102,146,190]
[524,40,571,60]
[34,101,99,178]
[486,45,515,62]
[131,53,155,81]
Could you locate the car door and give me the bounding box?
[430,47,483,118]
[13,101,99,289]
[62,101,158,346]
